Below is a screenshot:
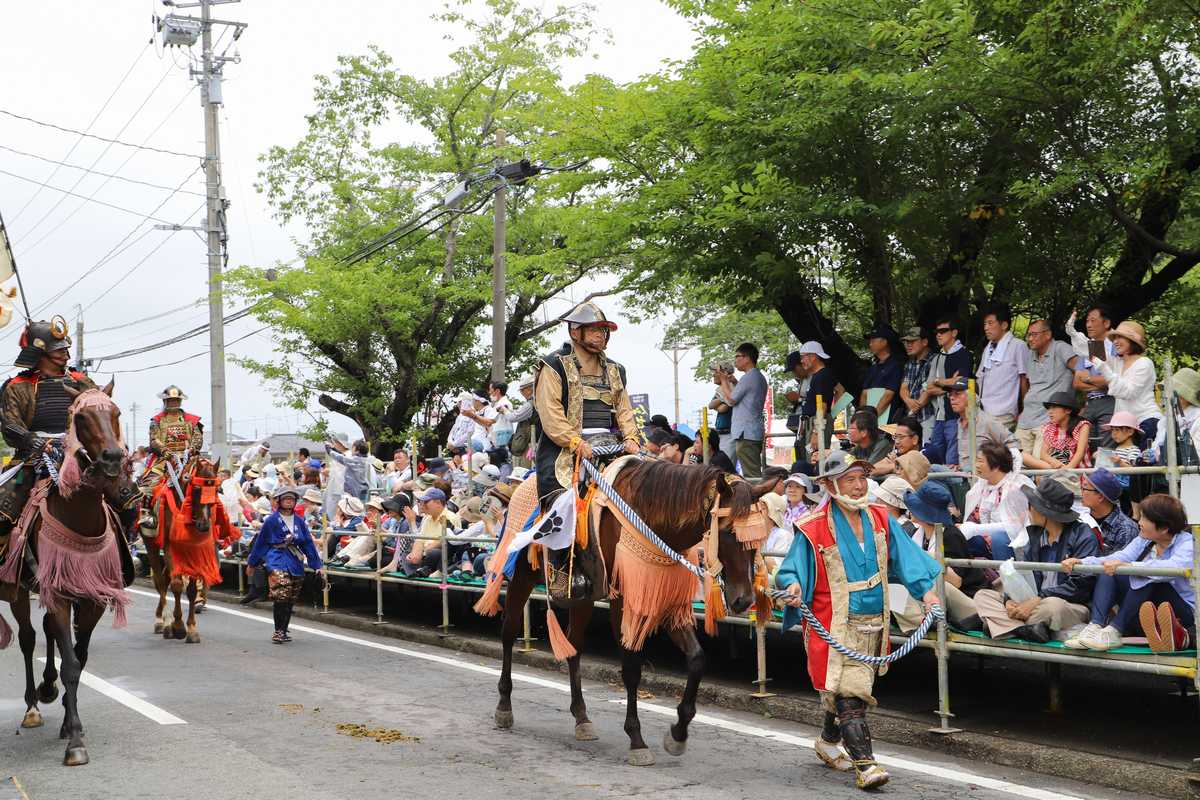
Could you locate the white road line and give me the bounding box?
[126,588,570,693]
[614,699,1084,800]
[127,589,1083,799]
[36,657,186,726]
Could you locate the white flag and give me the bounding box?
[0,215,14,284]
[507,488,577,556]
[0,287,14,329]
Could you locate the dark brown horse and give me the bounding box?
[491,459,772,766]
[0,382,131,766]
[141,457,221,642]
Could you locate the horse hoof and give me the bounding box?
[574,722,598,741]
[494,709,514,730]
[38,682,59,704]
[21,709,43,729]
[663,730,687,757]
[195,603,206,614]
[63,746,89,767]
[185,632,200,644]
[627,748,655,767]
[153,622,165,634]
[172,628,187,640]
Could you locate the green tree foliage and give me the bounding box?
[230,1,632,454]
[539,0,1200,392]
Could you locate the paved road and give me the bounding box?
[0,589,1152,800]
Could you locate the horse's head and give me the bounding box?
[59,381,128,497]
[188,458,219,533]
[710,473,776,614]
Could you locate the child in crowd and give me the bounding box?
[246,486,324,644]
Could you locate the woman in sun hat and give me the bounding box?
[1081,319,1162,445]
[1168,367,1200,460]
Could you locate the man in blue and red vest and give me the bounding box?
[776,450,941,791]
[0,316,96,557]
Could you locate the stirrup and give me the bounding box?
[814,738,853,772]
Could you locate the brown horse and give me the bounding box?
[141,457,223,642]
[0,382,132,766]
[490,459,772,766]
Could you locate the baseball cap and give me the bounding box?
[900,326,925,342]
[946,377,971,392]
[417,488,447,503]
[798,341,830,360]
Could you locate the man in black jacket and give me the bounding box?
[972,480,1098,642]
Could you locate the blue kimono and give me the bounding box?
[247,511,323,576]
[775,504,941,632]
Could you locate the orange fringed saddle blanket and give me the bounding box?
[166,486,238,587]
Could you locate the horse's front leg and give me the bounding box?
[167,574,186,639]
[495,559,536,730]
[663,625,706,757]
[568,602,597,741]
[38,608,59,704]
[185,578,200,643]
[45,604,87,766]
[13,591,43,728]
[142,536,168,634]
[609,597,653,766]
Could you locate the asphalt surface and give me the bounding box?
[0,589,1156,800]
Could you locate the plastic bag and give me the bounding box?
[492,414,514,447]
[999,558,1037,603]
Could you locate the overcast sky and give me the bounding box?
[0,1,720,447]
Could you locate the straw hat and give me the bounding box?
[366,496,385,512]
[1107,319,1147,352]
[873,475,913,510]
[896,451,930,489]
[337,495,365,516]
[759,492,789,530]
[1173,367,1200,407]
[458,496,484,523]
[302,488,323,505]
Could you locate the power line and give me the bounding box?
[13,63,179,246]
[0,167,179,225]
[103,325,267,374]
[16,85,202,258]
[89,305,259,362]
[14,166,205,322]
[81,201,208,312]
[8,41,151,224]
[87,299,203,333]
[0,143,206,196]
[0,108,200,160]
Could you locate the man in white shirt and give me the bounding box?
[976,303,1028,431]
[1068,305,1118,447]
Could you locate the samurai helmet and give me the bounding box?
[559,301,617,332]
[15,315,72,369]
[159,385,188,402]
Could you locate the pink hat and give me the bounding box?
[1102,411,1141,431]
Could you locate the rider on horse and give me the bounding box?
[138,385,203,526]
[532,301,641,504]
[0,316,95,561]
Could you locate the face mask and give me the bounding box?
[830,475,870,512]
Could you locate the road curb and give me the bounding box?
[193,583,1191,799]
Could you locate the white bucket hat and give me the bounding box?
[799,340,830,360]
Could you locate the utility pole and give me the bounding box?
[661,345,686,426]
[73,304,84,369]
[130,402,139,449]
[491,129,506,384]
[157,0,246,465]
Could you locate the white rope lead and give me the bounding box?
[585,443,941,664]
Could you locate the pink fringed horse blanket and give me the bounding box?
[0,481,130,649]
